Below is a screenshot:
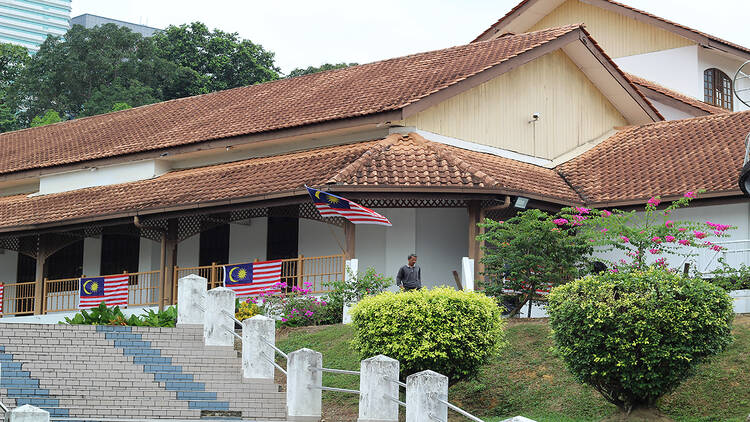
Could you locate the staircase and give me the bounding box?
[0,323,287,420]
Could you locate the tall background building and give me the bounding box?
[0,0,71,52]
[71,14,160,37]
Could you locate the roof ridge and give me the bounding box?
[326,134,404,184]
[407,133,500,187]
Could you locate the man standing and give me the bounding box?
[397,254,421,291]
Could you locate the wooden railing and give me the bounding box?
[173,254,346,296]
[41,271,162,314]
[0,281,36,316]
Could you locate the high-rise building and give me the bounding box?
[71,14,160,37]
[0,0,71,53]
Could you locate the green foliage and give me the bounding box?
[286,62,358,78]
[350,287,506,380]
[325,266,392,305]
[547,267,734,412]
[478,208,593,314]
[61,303,177,327]
[30,109,62,127]
[709,259,750,291]
[80,80,155,117]
[558,192,732,272]
[235,301,260,321]
[0,42,29,132]
[253,282,330,327]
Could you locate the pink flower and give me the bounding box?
[620,236,630,243]
[693,231,707,239]
[281,317,288,322]
[609,268,619,273]
[677,228,687,232]
[575,207,590,214]
[679,239,690,246]
[655,257,666,267]
[665,235,676,242]
[665,220,674,228]
[600,228,608,233]
[647,197,661,207]
[601,210,612,217]
[553,218,568,226]
[649,248,660,254]
[711,244,723,251]
[651,236,662,243]
[684,191,696,198]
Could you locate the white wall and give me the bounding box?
[0,249,18,283]
[38,159,170,196]
[298,219,344,258]
[355,213,387,281]
[177,234,200,268]
[138,238,161,272]
[416,208,469,288]
[697,48,749,112]
[82,237,101,277]
[229,218,267,263]
[615,45,700,98]
[649,99,695,121]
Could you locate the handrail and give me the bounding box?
[309,385,360,394]
[310,366,360,376]
[261,353,287,375]
[434,395,485,422]
[384,394,406,407]
[0,400,8,413]
[260,336,288,360]
[384,375,406,388]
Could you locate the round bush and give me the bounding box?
[547,267,734,412]
[350,287,506,380]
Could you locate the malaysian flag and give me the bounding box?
[223,260,283,297]
[0,284,3,314]
[306,186,391,226]
[79,275,129,309]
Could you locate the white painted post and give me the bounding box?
[406,370,448,422]
[204,287,236,347]
[343,259,359,324]
[242,315,275,380]
[461,257,475,291]
[287,348,322,421]
[5,404,50,422]
[358,355,399,422]
[177,274,207,326]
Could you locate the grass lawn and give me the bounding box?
[274,315,750,422]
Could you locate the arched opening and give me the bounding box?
[704,68,733,110]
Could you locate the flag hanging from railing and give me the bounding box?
[223,260,283,297]
[0,284,3,314]
[306,186,391,226]
[79,275,129,309]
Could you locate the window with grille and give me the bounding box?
[704,68,733,110]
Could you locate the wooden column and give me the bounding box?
[33,245,47,315]
[344,221,356,260]
[161,219,178,309]
[467,201,482,281]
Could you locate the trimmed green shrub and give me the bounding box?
[547,267,734,413]
[350,287,506,380]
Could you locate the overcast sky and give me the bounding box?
[70,0,750,75]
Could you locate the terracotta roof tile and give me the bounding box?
[0,134,581,232]
[557,111,750,205]
[625,73,728,115]
[0,25,581,177]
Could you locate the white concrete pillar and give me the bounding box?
[204,287,236,346]
[406,370,448,422]
[177,274,207,326]
[461,257,474,291]
[242,315,275,380]
[343,259,359,324]
[358,355,399,422]
[6,404,50,422]
[287,348,322,421]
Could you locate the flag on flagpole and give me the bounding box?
[306,186,391,226]
[79,275,129,309]
[223,260,283,297]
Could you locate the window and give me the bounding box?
[101,233,140,275]
[704,68,733,110]
[199,223,230,267]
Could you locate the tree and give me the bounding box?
[286,62,358,78]
[30,110,62,127]
[151,22,280,97]
[0,43,30,132]
[80,80,156,117]
[478,208,593,317]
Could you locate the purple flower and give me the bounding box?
[553,218,568,226]
[647,197,661,207]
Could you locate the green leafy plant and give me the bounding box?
[547,267,734,414]
[138,306,177,327]
[350,287,506,380]
[478,208,593,317]
[61,303,177,327]
[709,259,750,291]
[325,266,393,304]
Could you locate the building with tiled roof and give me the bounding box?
[1,2,750,319]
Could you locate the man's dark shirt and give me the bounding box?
[397,265,421,290]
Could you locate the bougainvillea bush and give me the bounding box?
[548,267,734,413]
[251,281,329,327]
[559,191,733,273]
